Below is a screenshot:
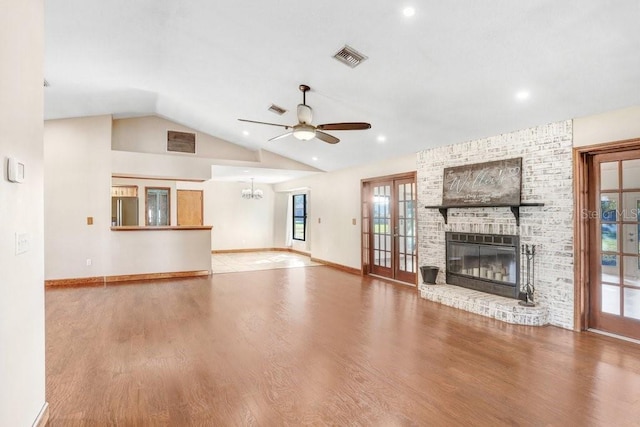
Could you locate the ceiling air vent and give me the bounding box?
[268,104,287,115]
[333,45,368,68]
[167,130,196,154]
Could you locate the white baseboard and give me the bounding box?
[33,402,49,427]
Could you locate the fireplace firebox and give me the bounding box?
[446,232,521,299]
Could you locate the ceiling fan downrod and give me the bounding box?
[299,84,310,105]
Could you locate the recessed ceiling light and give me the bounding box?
[403,6,416,17]
[515,90,530,101]
[377,135,387,143]
[312,157,318,161]
[243,170,250,173]
[242,130,250,136]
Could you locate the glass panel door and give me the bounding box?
[589,152,640,340]
[366,174,417,284]
[371,183,392,277]
[395,178,417,283]
[146,187,170,226]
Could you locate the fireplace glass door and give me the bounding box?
[446,232,519,298]
[448,243,516,284]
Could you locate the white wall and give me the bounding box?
[112,116,258,161]
[44,116,113,280]
[274,154,417,268]
[112,150,214,181]
[203,180,275,250]
[574,106,640,147]
[111,116,322,173]
[44,118,213,280]
[0,1,47,425]
[273,192,290,248]
[110,229,211,275]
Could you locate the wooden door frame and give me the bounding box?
[574,138,640,331]
[361,171,418,285]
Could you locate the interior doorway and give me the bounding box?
[362,172,417,285]
[575,139,640,341]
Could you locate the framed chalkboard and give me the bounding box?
[442,158,522,206]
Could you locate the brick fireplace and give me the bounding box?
[416,120,574,328]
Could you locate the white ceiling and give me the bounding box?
[45,1,640,175]
[210,165,319,185]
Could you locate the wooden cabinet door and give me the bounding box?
[177,190,203,226]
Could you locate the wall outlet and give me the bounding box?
[15,232,29,255]
[86,258,92,266]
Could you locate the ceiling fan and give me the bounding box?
[238,84,371,144]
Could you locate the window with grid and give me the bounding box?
[293,194,306,241]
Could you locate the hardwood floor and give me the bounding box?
[210,250,321,274]
[46,266,640,426]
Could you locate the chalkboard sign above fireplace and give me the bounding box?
[443,158,522,206]
[425,157,544,226]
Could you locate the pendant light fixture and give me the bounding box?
[241,178,263,199]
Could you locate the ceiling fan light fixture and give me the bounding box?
[293,124,316,141]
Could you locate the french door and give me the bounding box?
[589,150,640,340]
[362,173,417,284]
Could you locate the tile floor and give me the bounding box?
[211,250,321,274]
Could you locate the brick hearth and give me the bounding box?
[419,283,548,326]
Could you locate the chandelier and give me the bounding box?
[241,178,263,199]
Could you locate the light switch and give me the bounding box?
[352,218,357,225]
[15,232,29,255]
[87,217,94,225]
[318,218,321,224]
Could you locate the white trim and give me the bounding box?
[285,194,293,247]
[587,328,640,345]
[32,402,49,427]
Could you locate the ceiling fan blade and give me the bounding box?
[297,104,312,124]
[317,122,371,131]
[238,118,291,129]
[268,131,293,142]
[315,131,340,144]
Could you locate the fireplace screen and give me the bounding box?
[446,232,520,299]
[448,243,517,283]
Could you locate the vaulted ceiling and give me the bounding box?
[45,1,640,173]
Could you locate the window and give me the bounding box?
[146,187,170,226]
[293,194,306,241]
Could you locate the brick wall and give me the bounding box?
[417,120,574,328]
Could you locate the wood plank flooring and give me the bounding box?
[46,266,640,426]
